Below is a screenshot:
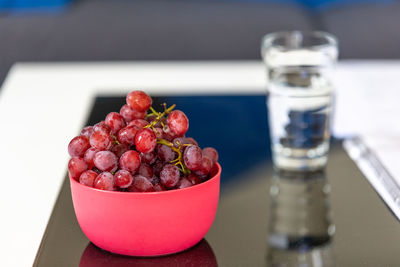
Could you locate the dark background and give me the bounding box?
[0,0,399,86]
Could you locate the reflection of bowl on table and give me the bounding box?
[70,164,221,256]
[79,239,218,267]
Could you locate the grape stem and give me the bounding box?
[156,138,191,175]
[111,134,120,145]
[145,103,190,175]
[144,104,176,129]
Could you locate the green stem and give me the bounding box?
[149,106,158,115]
[165,104,176,114]
[156,138,190,175]
[144,103,190,175]
[144,104,176,130]
[111,134,120,145]
[156,138,174,148]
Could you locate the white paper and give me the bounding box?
[333,61,400,219]
[333,61,400,138]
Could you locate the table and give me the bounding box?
[0,61,399,266]
[35,95,400,266]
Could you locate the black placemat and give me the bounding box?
[34,95,400,267]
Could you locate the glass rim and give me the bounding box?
[261,31,338,51]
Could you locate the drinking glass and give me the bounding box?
[261,31,338,171]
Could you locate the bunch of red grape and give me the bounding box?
[68,90,219,192]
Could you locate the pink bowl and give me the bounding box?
[70,164,221,256]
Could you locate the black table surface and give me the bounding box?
[34,95,400,267]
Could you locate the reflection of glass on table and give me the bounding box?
[262,31,338,171]
[266,169,335,266]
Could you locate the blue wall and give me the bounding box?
[0,0,71,11]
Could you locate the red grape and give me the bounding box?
[114,170,134,188]
[167,110,189,136]
[94,172,115,191]
[146,115,166,128]
[138,163,154,179]
[119,150,141,174]
[184,145,202,171]
[120,104,146,122]
[135,128,157,153]
[68,157,88,180]
[67,89,220,193]
[157,144,176,162]
[187,173,202,185]
[148,175,160,185]
[173,137,189,149]
[93,151,118,172]
[152,160,164,176]
[153,127,165,138]
[83,147,98,169]
[153,183,166,191]
[160,164,180,188]
[195,156,212,176]
[128,119,149,129]
[117,125,139,146]
[79,170,97,187]
[105,112,126,134]
[202,147,218,165]
[110,143,129,158]
[90,130,112,150]
[93,121,111,133]
[162,125,178,141]
[209,163,219,178]
[131,175,155,192]
[80,126,94,138]
[172,137,194,153]
[126,90,152,112]
[177,178,192,189]
[140,151,157,165]
[127,185,139,192]
[68,136,90,157]
[197,174,209,180]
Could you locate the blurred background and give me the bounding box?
[0,0,398,87]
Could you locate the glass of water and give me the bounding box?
[261,31,338,171]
